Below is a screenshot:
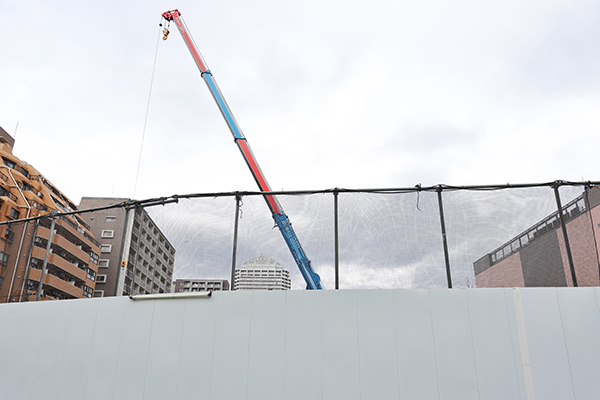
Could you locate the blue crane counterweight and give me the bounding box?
[161,9,322,290]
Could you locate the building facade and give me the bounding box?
[173,279,229,292]
[79,197,175,297]
[233,255,291,290]
[0,126,100,302]
[474,187,600,287]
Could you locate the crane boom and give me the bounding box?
[161,9,322,290]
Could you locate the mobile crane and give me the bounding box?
[161,9,322,289]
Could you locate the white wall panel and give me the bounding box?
[32,301,72,400]
[356,290,400,399]
[284,290,322,400]
[23,301,67,400]
[83,297,126,400]
[503,289,528,399]
[521,288,575,400]
[175,295,219,400]
[321,290,360,400]
[429,289,480,400]
[246,291,286,400]
[1,288,600,400]
[52,298,99,400]
[144,298,186,399]
[211,291,252,399]
[467,289,523,400]
[557,287,600,399]
[112,298,155,399]
[393,289,439,400]
[56,300,100,399]
[0,302,33,399]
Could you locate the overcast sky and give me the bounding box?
[2,0,599,288]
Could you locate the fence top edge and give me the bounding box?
[2,180,599,226]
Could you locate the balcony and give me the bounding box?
[64,218,100,247]
[53,217,101,248]
[0,185,17,201]
[28,268,84,299]
[37,226,92,268]
[31,247,88,283]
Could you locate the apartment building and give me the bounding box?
[0,126,100,302]
[79,197,175,297]
[233,255,291,290]
[173,279,229,292]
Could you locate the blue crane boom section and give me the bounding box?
[161,9,322,290]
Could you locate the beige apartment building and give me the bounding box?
[0,126,100,302]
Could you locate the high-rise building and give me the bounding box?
[0,126,100,302]
[233,255,291,290]
[474,187,600,287]
[79,197,175,297]
[173,278,229,292]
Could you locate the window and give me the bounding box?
[101,230,114,238]
[82,285,94,298]
[105,216,116,222]
[89,251,99,264]
[93,290,104,298]
[4,229,14,242]
[9,208,19,219]
[96,274,107,283]
[101,244,112,253]
[99,259,109,268]
[3,158,15,168]
[0,251,8,263]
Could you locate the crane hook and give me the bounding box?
[162,27,170,40]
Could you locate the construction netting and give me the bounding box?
[143,182,599,290]
[2,181,599,299]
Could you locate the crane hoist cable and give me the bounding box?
[133,21,163,199]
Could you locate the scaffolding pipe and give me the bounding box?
[437,188,452,288]
[553,185,578,287]
[36,218,56,301]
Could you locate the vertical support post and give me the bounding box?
[115,206,131,296]
[437,188,452,288]
[36,218,56,301]
[334,189,339,290]
[19,220,39,302]
[230,194,241,291]
[553,184,578,287]
[583,185,600,282]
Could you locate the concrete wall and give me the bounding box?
[1,288,600,399]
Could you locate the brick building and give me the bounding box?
[474,187,600,287]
